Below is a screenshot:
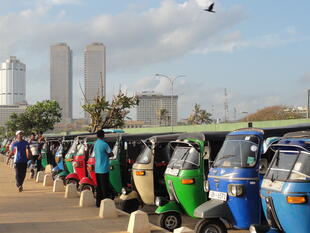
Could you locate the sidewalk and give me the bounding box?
[0,159,165,233]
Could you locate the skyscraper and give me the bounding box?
[0,56,26,105]
[50,43,72,122]
[136,91,178,126]
[84,43,106,109]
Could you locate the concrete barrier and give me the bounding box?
[43,174,53,186]
[127,210,150,233]
[99,199,118,219]
[65,183,79,198]
[36,171,45,183]
[45,164,53,174]
[79,190,95,207]
[53,179,65,192]
[174,227,194,233]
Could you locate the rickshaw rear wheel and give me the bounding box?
[195,219,227,233]
[66,178,79,189]
[80,184,94,192]
[158,212,182,232]
[120,199,140,213]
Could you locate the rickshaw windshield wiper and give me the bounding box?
[172,149,190,169]
[214,154,235,166]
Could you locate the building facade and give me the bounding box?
[0,104,27,126]
[0,56,26,105]
[136,91,178,126]
[84,43,106,108]
[50,43,72,122]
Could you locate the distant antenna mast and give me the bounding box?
[224,88,229,122]
[233,107,237,121]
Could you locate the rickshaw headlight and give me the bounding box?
[286,196,307,204]
[228,184,244,197]
[121,188,127,195]
[204,180,209,192]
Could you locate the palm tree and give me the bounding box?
[157,108,169,126]
[187,103,212,125]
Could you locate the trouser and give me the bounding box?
[31,155,42,173]
[15,163,27,187]
[95,172,110,207]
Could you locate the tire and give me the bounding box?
[195,219,227,233]
[120,199,140,213]
[66,178,79,189]
[80,184,94,192]
[158,212,182,232]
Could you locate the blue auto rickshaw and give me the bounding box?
[250,131,310,233]
[193,124,310,233]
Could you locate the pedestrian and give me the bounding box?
[8,130,32,192]
[94,130,114,207]
[29,132,41,178]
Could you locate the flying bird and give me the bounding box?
[204,3,216,13]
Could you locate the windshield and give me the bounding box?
[167,146,200,170]
[136,144,152,164]
[67,140,79,154]
[76,144,85,156]
[213,135,260,168]
[110,141,119,160]
[265,151,310,182]
[55,145,63,157]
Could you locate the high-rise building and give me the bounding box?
[136,91,178,126]
[84,43,106,109]
[0,104,27,126]
[0,56,26,105]
[50,43,72,122]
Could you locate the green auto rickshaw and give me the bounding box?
[155,131,228,231]
[120,133,181,213]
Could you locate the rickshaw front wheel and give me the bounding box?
[195,219,227,233]
[66,179,79,189]
[80,184,94,193]
[120,199,140,213]
[158,212,182,232]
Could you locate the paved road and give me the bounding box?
[0,159,164,233]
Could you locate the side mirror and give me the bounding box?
[259,158,268,174]
[203,143,211,160]
[124,142,128,150]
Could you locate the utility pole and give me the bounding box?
[155,74,185,132]
[224,88,229,122]
[307,89,310,118]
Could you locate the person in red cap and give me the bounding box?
[8,130,32,192]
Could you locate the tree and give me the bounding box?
[243,105,302,122]
[187,103,212,124]
[157,108,169,126]
[82,91,139,132]
[6,100,62,135]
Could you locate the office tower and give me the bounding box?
[50,43,72,122]
[84,43,106,109]
[136,91,178,126]
[0,56,26,105]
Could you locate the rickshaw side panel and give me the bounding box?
[261,182,310,233]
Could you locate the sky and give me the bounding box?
[0,0,309,121]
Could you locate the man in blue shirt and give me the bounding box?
[8,130,32,192]
[94,130,114,207]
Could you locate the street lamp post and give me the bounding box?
[155,73,185,132]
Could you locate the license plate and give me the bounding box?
[261,179,283,192]
[209,190,227,201]
[165,168,179,176]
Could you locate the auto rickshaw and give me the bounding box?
[155,131,228,231]
[120,133,181,212]
[193,124,310,233]
[79,133,164,194]
[250,131,310,233]
[0,139,8,154]
[67,133,118,189]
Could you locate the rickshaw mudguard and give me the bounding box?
[194,199,234,224]
[79,177,96,187]
[155,201,183,215]
[120,191,139,201]
[58,170,69,178]
[65,173,79,181]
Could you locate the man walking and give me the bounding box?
[9,130,32,192]
[29,132,40,178]
[94,130,113,207]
